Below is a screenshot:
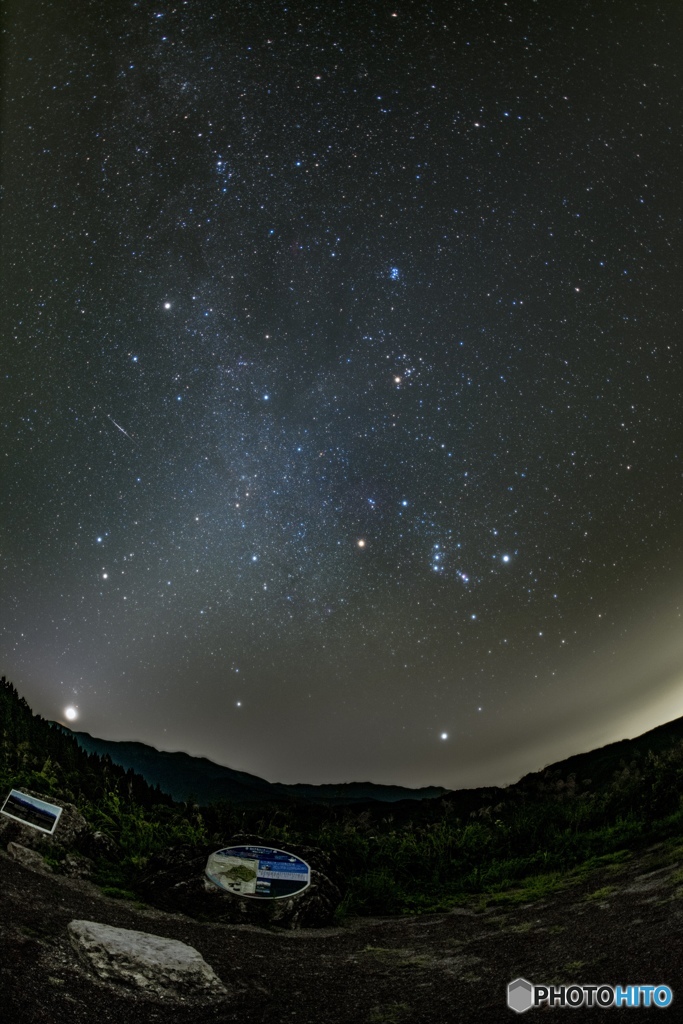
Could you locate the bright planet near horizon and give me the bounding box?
[2,0,683,793]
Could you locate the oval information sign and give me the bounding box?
[206,845,311,900]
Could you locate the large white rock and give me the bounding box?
[68,919,229,1003]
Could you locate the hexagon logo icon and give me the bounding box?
[508,977,534,1013]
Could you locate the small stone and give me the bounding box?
[7,842,52,874]
[68,920,229,1003]
[63,852,93,878]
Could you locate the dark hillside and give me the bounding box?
[0,677,172,811]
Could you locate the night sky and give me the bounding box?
[2,0,683,790]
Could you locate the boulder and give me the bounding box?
[140,835,342,929]
[68,920,229,1004]
[62,851,94,878]
[7,842,53,874]
[86,830,119,860]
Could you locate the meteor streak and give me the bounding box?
[107,414,135,442]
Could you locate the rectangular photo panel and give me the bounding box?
[0,789,63,834]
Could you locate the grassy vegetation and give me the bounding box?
[4,675,683,918]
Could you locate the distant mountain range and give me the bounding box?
[59,729,448,805]
[57,712,683,811]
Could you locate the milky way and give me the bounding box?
[2,0,683,787]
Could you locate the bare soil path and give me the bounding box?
[2,843,683,1022]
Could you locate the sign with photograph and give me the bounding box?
[1,789,63,834]
[205,845,311,900]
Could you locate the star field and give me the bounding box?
[2,0,683,787]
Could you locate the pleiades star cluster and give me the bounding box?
[2,0,682,786]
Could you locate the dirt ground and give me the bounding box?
[2,842,682,1022]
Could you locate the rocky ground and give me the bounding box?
[2,841,683,1023]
